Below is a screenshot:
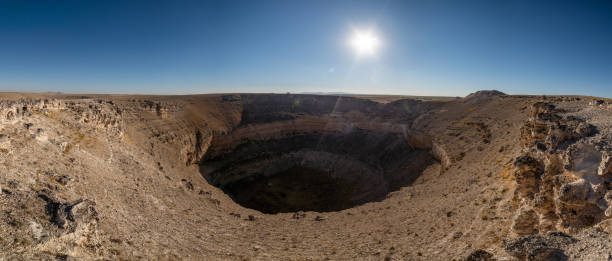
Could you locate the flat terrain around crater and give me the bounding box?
[2,91,612,260]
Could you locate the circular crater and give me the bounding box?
[199,128,435,214]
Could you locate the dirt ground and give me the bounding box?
[1,91,611,260]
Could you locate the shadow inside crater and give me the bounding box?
[199,129,435,214]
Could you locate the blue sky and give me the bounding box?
[1,0,612,96]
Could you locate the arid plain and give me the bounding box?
[1,91,612,260]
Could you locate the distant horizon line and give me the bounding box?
[0,90,607,99]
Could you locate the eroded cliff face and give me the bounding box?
[511,101,612,235]
[1,98,121,131]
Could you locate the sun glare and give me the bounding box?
[349,30,381,57]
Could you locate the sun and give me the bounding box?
[349,30,381,57]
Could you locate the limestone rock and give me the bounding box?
[512,209,539,235]
[598,151,612,176]
[512,102,608,234]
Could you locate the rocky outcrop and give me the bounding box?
[1,99,63,121]
[512,208,539,235]
[432,141,452,170]
[511,102,608,234]
[0,98,123,134]
[37,194,98,233]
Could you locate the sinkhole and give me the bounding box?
[199,128,435,214]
